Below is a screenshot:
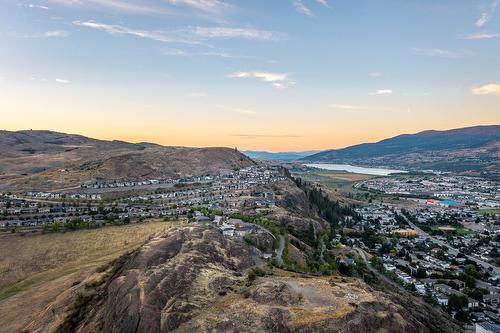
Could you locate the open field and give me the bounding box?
[429,225,471,235]
[0,220,175,300]
[293,170,374,190]
[317,171,375,182]
[293,171,428,207]
[0,220,177,332]
[478,208,500,216]
[292,170,377,203]
[461,221,487,232]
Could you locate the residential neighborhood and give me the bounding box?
[345,199,500,332]
[0,165,286,229]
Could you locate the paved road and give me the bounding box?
[355,247,406,292]
[405,219,500,275]
[320,241,325,263]
[275,235,285,265]
[9,197,66,204]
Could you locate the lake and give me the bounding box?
[304,163,407,176]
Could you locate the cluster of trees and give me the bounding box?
[292,177,368,275]
[289,223,317,248]
[393,213,409,227]
[401,209,418,224]
[464,287,488,302]
[246,267,266,286]
[230,214,282,249]
[43,214,131,233]
[426,212,462,228]
[195,207,223,220]
[448,294,468,311]
[292,177,360,237]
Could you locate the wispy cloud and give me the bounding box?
[16,30,70,38]
[163,49,191,56]
[369,89,393,96]
[29,77,48,82]
[476,0,499,27]
[192,27,285,41]
[162,48,249,58]
[476,13,489,27]
[29,77,71,84]
[165,0,230,14]
[73,21,284,44]
[292,0,328,16]
[49,0,235,16]
[55,78,70,84]
[217,105,258,115]
[472,83,500,96]
[228,71,295,89]
[369,72,382,77]
[329,103,408,113]
[45,30,70,37]
[293,0,313,16]
[461,32,500,40]
[412,48,468,59]
[19,3,50,10]
[73,20,182,43]
[200,51,248,58]
[48,0,166,14]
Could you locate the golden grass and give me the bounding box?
[318,171,374,182]
[0,220,174,300]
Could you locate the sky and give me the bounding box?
[1,0,499,152]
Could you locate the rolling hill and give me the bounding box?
[0,130,254,192]
[302,125,500,176]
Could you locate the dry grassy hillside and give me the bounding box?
[0,221,176,333]
[0,130,254,191]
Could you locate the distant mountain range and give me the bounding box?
[0,130,254,192]
[302,125,500,176]
[243,150,321,161]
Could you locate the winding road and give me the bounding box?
[355,247,406,292]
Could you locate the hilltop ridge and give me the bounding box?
[0,130,254,192]
[302,125,500,175]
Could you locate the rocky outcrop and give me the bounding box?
[173,274,463,333]
[62,225,255,333]
[57,224,462,333]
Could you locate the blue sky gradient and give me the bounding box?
[1,0,499,151]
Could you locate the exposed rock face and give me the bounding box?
[248,231,275,253]
[70,225,255,333]
[173,275,463,333]
[60,225,462,333]
[250,280,301,306]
